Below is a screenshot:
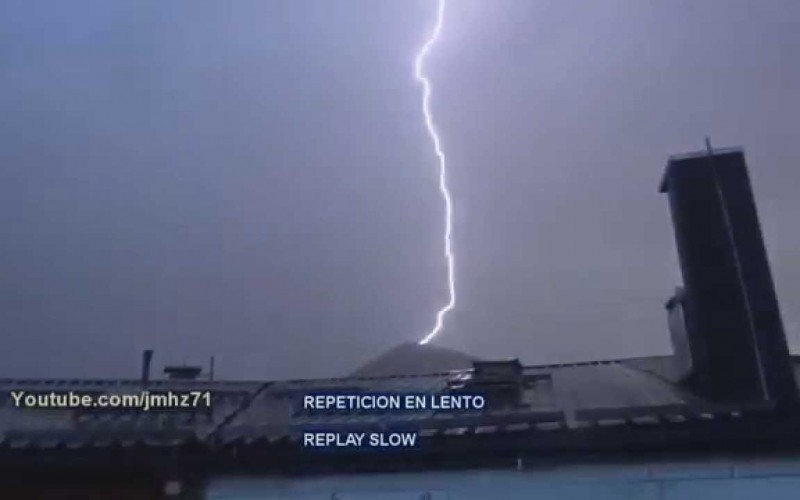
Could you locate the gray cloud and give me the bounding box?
[1,0,798,379]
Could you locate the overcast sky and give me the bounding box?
[1,0,799,380]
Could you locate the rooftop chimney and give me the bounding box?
[660,146,798,410]
[448,359,526,408]
[141,349,154,386]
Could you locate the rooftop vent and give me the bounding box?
[163,366,202,381]
[665,287,692,382]
[473,359,523,384]
[448,359,525,408]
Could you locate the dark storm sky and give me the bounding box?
[1,0,799,380]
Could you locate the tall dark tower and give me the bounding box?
[660,146,798,411]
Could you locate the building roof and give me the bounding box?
[0,355,789,459]
[214,356,769,450]
[658,146,745,192]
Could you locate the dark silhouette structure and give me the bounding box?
[660,147,798,409]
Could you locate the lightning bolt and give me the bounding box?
[415,0,453,346]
